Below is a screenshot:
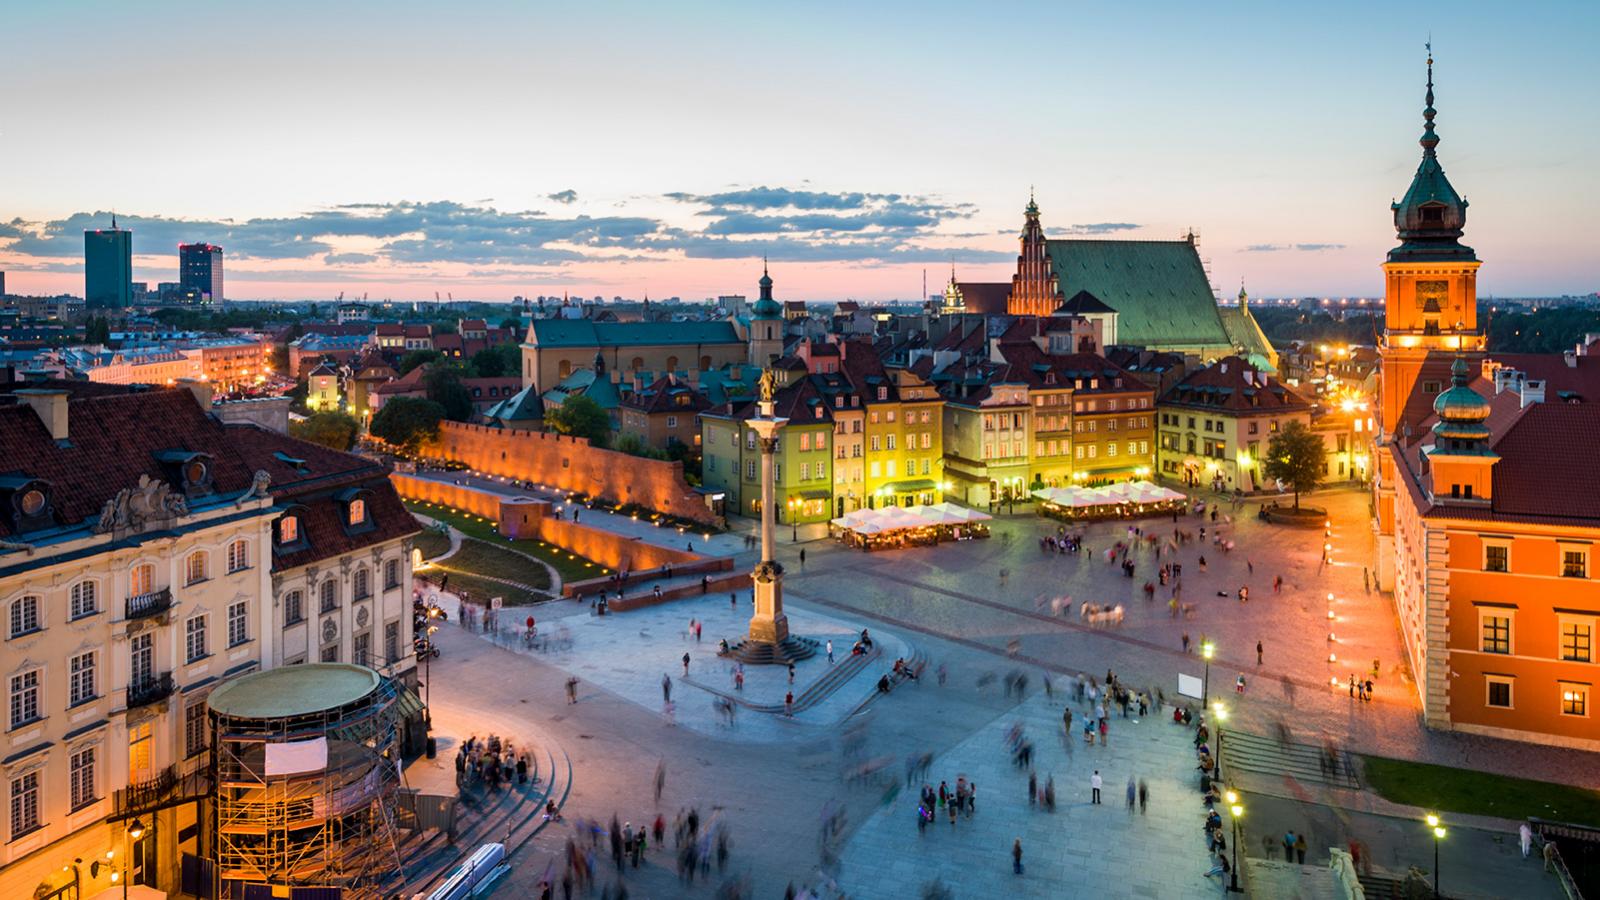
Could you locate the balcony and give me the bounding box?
[127,672,175,709]
[110,762,210,823]
[126,587,173,621]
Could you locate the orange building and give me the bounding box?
[1377,55,1600,749]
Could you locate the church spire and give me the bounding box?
[1420,42,1439,157]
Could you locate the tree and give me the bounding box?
[468,343,519,378]
[499,317,523,332]
[545,394,612,446]
[1263,419,1325,510]
[289,411,360,451]
[423,365,475,422]
[369,397,445,454]
[397,349,442,375]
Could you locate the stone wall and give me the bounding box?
[428,421,718,526]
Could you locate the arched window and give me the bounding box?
[353,567,370,601]
[320,579,338,613]
[131,563,155,596]
[9,595,41,638]
[185,551,209,585]
[70,581,98,619]
[227,540,249,573]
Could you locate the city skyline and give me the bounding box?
[3,1,1598,301]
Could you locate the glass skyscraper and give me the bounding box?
[179,243,224,305]
[84,222,133,308]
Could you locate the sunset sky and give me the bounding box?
[3,1,1597,302]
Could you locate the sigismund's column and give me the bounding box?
[745,394,789,643]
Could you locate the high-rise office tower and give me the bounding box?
[179,243,224,304]
[84,216,133,308]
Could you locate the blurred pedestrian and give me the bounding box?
[1090,771,1102,804]
[1012,837,1024,874]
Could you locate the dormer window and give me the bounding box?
[1421,206,1444,224]
[279,515,300,544]
[349,499,367,526]
[0,475,54,534]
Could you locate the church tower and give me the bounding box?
[1373,49,1485,589]
[747,260,785,366]
[1007,191,1062,317]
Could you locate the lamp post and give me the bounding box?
[124,818,146,899]
[1426,813,1446,898]
[1211,702,1227,783]
[1225,792,1243,894]
[788,497,799,542]
[1202,641,1215,704]
[423,622,439,724]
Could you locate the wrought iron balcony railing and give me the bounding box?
[126,587,173,621]
[126,672,175,709]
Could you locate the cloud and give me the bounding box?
[1060,222,1141,235]
[1242,242,1348,253]
[325,252,379,265]
[0,187,1010,275]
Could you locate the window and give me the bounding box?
[1485,677,1512,709]
[321,645,339,663]
[131,563,155,596]
[279,515,299,544]
[1483,545,1508,573]
[1562,549,1588,579]
[870,436,880,452]
[1561,619,1593,663]
[185,551,208,585]
[10,771,39,838]
[70,581,98,619]
[799,462,809,481]
[385,559,401,590]
[69,746,96,811]
[1561,684,1589,717]
[227,540,249,573]
[666,415,678,428]
[354,632,372,667]
[9,595,41,639]
[816,432,827,450]
[887,435,896,450]
[10,669,40,729]
[1480,613,1511,654]
[321,580,338,613]
[185,700,208,758]
[1108,443,1118,457]
[185,615,208,663]
[348,498,367,526]
[745,460,756,480]
[228,601,248,647]
[69,651,95,706]
[284,590,304,626]
[353,568,371,601]
[385,621,400,662]
[130,633,152,685]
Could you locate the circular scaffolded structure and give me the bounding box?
[208,663,408,899]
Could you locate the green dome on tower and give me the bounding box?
[752,259,782,318]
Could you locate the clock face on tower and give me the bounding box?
[1417,280,1449,313]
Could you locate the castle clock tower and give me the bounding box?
[1373,49,1485,590]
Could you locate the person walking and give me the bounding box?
[1521,822,1534,859]
[788,663,796,684]
[1012,838,1024,875]
[1028,771,1037,807]
[1138,778,1148,814]
[730,592,737,612]
[1182,632,1191,654]
[1126,777,1136,812]
[799,548,806,567]
[566,677,579,704]
[826,640,834,664]
[1236,674,1247,694]
[1256,640,1263,666]
[1295,832,1307,864]
[1090,771,1102,805]
[784,691,794,716]
[682,652,690,676]
[1283,829,1297,862]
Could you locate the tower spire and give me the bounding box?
[1421,40,1439,157]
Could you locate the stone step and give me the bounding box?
[1244,858,1343,900]
[1220,729,1361,790]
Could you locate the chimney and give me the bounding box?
[1520,379,1546,408]
[1565,350,1579,369]
[15,389,69,441]
[178,377,214,409]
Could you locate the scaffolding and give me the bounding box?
[209,664,408,899]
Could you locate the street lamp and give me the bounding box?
[1426,813,1446,898]
[1202,641,1215,704]
[124,818,146,899]
[1225,792,1244,894]
[1211,702,1228,782]
[788,497,799,542]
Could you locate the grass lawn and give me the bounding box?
[423,569,546,607]
[438,538,552,592]
[405,501,603,585]
[413,527,452,560]
[1363,754,1600,826]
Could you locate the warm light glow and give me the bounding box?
[1426,813,1439,827]
[1231,803,1244,818]
[1202,642,1215,660]
[1212,704,1228,721]
[1225,790,1238,804]
[1434,826,1447,839]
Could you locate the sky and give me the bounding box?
[2,1,1597,302]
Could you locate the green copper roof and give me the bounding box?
[526,319,741,349]
[1045,239,1233,349]
[1218,305,1279,372]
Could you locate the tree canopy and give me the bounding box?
[545,394,611,446]
[369,397,445,454]
[289,411,359,452]
[397,349,443,376]
[467,343,519,378]
[422,365,475,421]
[1263,420,1325,510]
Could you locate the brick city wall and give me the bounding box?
[428,422,718,526]
[392,474,708,576]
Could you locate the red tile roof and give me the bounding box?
[1160,356,1310,414]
